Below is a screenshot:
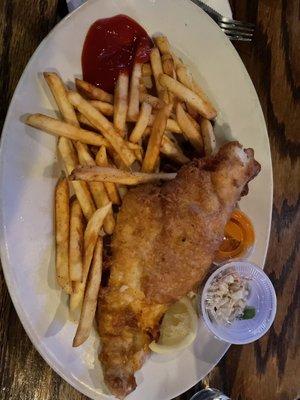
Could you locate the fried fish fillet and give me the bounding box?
[97,141,261,398]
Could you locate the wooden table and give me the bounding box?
[0,1,299,399]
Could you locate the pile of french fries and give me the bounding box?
[25,35,217,348]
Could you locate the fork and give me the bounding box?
[190,0,255,42]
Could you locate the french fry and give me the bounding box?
[139,82,147,95]
[95,146,121,205]
[161,133,190,164]
[70,166,176,185]
[141,75,153,90]
[175,66,198,118]
[154,35,171,55]
[77,113,97,131]
[128,63,142,121]
[129,102,152,143]
[55,177,72,294]
[176,103,203,152]
[75,78,113,103]
[68,91,136,167]
[70,203,111,313]
[89,101,114,116]
[176,66,194,90]
[186,112,201,131]
[142,63,152,76]
[58,138,96,220]
[133,145,144,164]
[139,93,165,110]
[73,236,103,347]
[192,78,216,115]
[44,72,79,126]
[150,47,165,101]
[69,199,84,282]
[114,73,129,136]
[162,54,176,78]
[75,142,115,235]
[159,74,217,119]
[118,185,128,199]
[172,53,184,68]
[142,103,172,173]
[148,114,182,134]
[200,118,216,156]
[76,114,141,152]
[26,114,109,147]
[43,73,95,225]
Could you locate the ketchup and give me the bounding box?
[82,14,153,93]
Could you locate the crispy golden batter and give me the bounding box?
[98,141,261,398]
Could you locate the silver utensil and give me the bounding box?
[190,388,230,400]
[191,0,255,42]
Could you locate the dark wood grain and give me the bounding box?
[0,1,299,400]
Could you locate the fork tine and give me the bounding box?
[228,36,253,42]
[218,22,255,33]
[221,30,253,41]
[221,28,254,38]
[220,17,255,28]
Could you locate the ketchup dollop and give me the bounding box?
[82,14,153,93]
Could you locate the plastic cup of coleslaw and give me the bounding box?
[201,261,277,345]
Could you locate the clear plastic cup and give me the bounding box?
[201,261,277,345]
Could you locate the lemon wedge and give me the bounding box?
[149,297,198,354]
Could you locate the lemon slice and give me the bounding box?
[149,297,198,354]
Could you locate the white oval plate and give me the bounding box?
[0,0,272,399]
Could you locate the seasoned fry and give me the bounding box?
[128,63,142,121]
[84,204,111,275]
[141,75,153,90]
[150,47,165,101]
[114,73,129,136]
[186,112,201,131]
[148,114,182,133]
[26,114,109,147]
[58,138,96,220]
[70,166,176,185]
[142,63,152,76]
[200,118,216,156]
[192,79,216,114]
[129,102,152,143]
[77,113,96,131]
[154,35,171,55]
[175,66,198,117]
[118,185,128,199]
[95,146,121,205]
[75,78,113,103]
[161,134,190,164]
[139,93,164,110]
[55,177,72,294]
[176,65,194,90]
[68,91,136,167]
[75,142,115,235]
[73,236,103,347]
[142,103,172,173]
[89,101,114,116]
[176,103,203,152]
[159,74,217,119]
[70,203,111,312]
[44,72,79,126]
[172,53,184,68]
[133,145,144,164]
[69,199,84,282]
[162,54,176,78]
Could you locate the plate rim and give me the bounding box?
[0,0,273,399]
